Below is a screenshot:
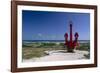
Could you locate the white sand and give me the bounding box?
[23,50,89,62]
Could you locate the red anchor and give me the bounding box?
[64,21,79,52]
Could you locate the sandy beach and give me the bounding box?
[23,50,89,62]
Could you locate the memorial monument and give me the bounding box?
[64,21,79,52]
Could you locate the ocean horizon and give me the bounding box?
[22,40,90,43]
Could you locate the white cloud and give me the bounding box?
[38,33,42,37]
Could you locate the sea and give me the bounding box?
[23,40,90,44]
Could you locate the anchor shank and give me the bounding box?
[70,23,73,48]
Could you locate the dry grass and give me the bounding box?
[22,42,90,59]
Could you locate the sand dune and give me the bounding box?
[23,50,89,62]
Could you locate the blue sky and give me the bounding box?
[22,10,90,40]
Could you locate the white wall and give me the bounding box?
[0,0,99,73]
